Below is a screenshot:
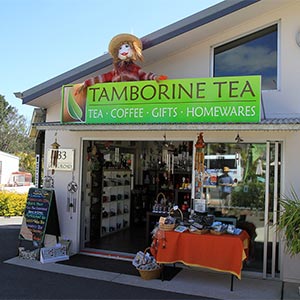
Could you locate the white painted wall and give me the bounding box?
[281,252,300,283]
[280,132,300,282]
[147,1,300,119]
[43,130,82,253]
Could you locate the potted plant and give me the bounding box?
[277,187,300,295]
[277,187,300,256]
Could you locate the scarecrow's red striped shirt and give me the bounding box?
[84,61,157,87]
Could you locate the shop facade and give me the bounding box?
[18,0,300,283]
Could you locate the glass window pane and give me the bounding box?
[214,25,277,90]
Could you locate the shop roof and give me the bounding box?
[17,0,260,107]
[17,0,300,126]
[33,117,300,132]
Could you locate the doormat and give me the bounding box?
[58,254,181,281]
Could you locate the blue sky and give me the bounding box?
[1,0,222,122]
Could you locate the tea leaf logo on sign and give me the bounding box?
[67,90,84,122]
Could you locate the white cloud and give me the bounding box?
[216,44,277,74]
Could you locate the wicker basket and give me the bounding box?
[156,192,167,203]
[159,222,176,231]
[136,248,162,280]
[169,207,184,222]
[159,207,184,231]
[138,266,162,280]
[189,228,210,235]
[210,230,225,235]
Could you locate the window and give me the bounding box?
[213,24,278,90]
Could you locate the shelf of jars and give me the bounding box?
[101,169,131,236]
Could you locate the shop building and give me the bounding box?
[16,0,300,283]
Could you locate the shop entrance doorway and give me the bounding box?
[80,139,281,275]
[80,139,193,254]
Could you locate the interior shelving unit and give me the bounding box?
[101,169,131,236]
[83,141,133,242]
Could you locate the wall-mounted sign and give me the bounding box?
[61,76,261,124]
[47,149,74,171]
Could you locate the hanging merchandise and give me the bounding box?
[194,132,206,211]
[50,133,60,175]
[43,174,54,189]
[67,175,78,218]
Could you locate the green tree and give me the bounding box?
[0,94,35,174]
[16,151,36,182]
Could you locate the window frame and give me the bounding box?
[211,22,279,91]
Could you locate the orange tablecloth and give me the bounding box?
[151,230,249,279]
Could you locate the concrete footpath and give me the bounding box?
[1,216,300,299]
[0,216,23,225]
[0,217,201,300]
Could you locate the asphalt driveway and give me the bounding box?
[0,221,215,299]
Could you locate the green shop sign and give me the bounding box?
[61,76,261,124]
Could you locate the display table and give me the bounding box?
[151,230,249,289]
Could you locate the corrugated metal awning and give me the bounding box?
[33,118,300,132]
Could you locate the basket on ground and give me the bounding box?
[137,265,162,280]
[134,247,162,280]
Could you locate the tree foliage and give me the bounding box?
[15,151,36,182]
[0,94,35,174]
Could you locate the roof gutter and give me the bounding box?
[33,120,300,132]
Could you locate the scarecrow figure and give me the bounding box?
[75,33,167,95]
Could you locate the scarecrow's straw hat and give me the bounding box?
[108,33,142,58]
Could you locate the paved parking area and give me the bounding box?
[1,216,299,299]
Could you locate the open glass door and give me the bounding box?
[201,141,281,275]
[263,141,282,278]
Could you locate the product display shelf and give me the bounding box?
[143,169,192,205]
[175,188,191,204]
[101,169,131,237]
[89,169,102,240]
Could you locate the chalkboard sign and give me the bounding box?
[19,188,60,245]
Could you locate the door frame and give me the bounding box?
[263,141,282,278]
